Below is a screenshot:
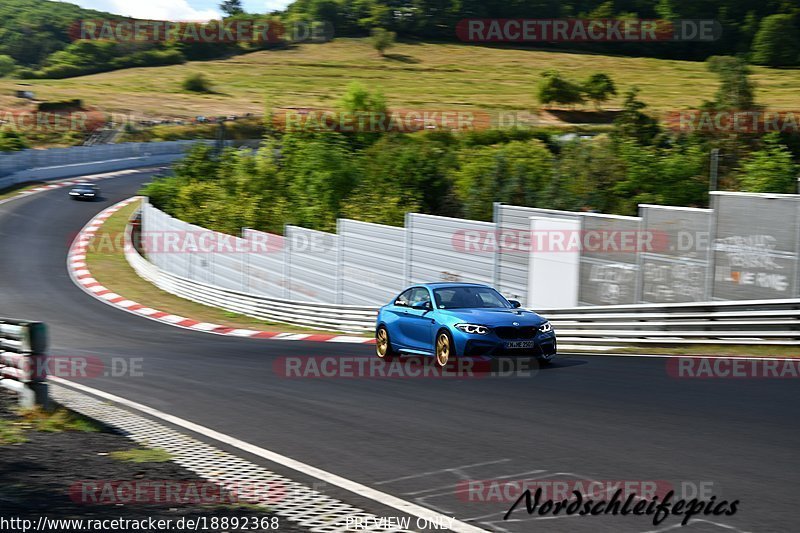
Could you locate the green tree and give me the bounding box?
[339,81,387,115]
[0,54,15,76]
[342,133,458,225]
[370,27,396,56]
[537,70,584,108]
[611,139,708,214]
[738,133,799,193]
[0,128,28,151]
[582,73,617,109]
[706,56,756,110]
[337,81,388,145]
[220,0,245,16]
[751,14,800,67]
[548,136,625,213]
[450,139,553,220]
[182,73,213,93]
[280,133,358,232]
[613,87,660,145]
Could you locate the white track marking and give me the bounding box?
[50,376,487,533]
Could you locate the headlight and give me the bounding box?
[84,193,95,196]
[69,192,79,195]
[455,324,489,335]
[539,322,552,333]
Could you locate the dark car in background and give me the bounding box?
[68,182,99,200]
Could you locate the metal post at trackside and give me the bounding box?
[709,149,719,193]
[0,319,49,409]
[27,322,49,409]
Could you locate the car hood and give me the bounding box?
[71,187,96,192]
[437,308,546,327]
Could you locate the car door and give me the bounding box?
[401,287,435,351]
[386,289,414,348]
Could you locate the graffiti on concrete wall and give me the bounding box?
[586,262,637,305]
[642,260,706,302]
[714,235,789,293]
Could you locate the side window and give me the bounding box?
[409,287,431,305]
[395,289,413,306]
[434,289,453,308]
[478,291,497,306]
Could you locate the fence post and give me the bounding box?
[26,322,49,409]
[404,212,412,285]
[336,219,344,305]
[492,202,501,290]
[0,319,48,409]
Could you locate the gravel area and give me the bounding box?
[0,390,308,532]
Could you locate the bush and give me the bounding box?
[751,14,800,67]
[450,139,554,220]
[538,70,584,108]
[582,73,617,109]
[706,56,756,110]
[739,134,799,193]
[38,99,82,112]
[370,27,396,56]
[0,55,16,77]
[0,129,29,151]
[182,73,213,93]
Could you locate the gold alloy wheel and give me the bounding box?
[376,327,389,358]
[436,332,450,367]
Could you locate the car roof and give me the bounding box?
[419,282,491,289]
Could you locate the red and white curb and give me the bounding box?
[67,197,377,345]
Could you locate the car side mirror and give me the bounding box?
[411,301,431,311]
[509,300,521,308]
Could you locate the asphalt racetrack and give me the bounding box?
[1,170,797,532]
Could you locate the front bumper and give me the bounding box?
[458,330,557,359]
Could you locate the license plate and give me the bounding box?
[505,341,535,349]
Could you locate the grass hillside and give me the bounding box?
[1,38,799,119]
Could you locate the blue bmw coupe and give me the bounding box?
[375,283,556,366]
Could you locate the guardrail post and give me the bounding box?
[26,322,49,409]
[1,319,49,409]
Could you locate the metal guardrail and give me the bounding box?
[0,318,48,407]
[539,300,800,345]
[125,208,800,344]
[0,140,220,191]
[125,219,377,333]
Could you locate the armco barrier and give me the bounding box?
[125,203,800,343]
[0,318,48,407]
[0,141,214,190]
[538,299,800,345]
[125,218,377,333]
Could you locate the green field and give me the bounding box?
[2,39,798,121]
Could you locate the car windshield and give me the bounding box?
[433,287,511,309]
